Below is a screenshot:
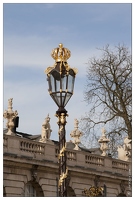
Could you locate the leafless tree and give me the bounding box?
[80,44,132,151]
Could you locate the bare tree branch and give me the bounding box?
[80,44,132,155]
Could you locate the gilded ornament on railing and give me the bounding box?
[82,186,103,197]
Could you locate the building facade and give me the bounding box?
[3,99,131,197]
[3,131,131,197]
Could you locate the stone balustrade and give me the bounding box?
[85,154,104,166]
[67,151,76,161]
[20,140,45,155]
[3,134,129,175]
[112,160,129,171]
[55,148,77,161]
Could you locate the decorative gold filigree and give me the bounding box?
[72,67,78,75]
[64,63,78,75]
[58,125,63,135]
[44,65,55,75]
[45,43,78,76]
[82,186,103,197]
[56,113,68,125]
[58,145,66,159]
[59,167,68,187]
[51,43,71,62]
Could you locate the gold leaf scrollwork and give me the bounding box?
[58,145,66,159]
[82,186,103,197]
[59,167,68,187]
[44,66,55,75]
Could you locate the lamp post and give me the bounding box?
[45,43,78,197]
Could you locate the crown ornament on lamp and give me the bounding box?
[51,43,71,62]
[45,43,78,75]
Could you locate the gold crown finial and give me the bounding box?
[51,43,71,62]
[59,43,63,48]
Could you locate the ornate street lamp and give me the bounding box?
[45,43,78,196]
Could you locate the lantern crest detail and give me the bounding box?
[51,43,71,62]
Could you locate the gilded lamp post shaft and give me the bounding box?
[56,112,68,196]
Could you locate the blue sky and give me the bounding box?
[2,2,132,142]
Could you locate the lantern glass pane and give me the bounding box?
[64,93,72,106]
[56,93,61,106]
[68,70,75,93]
[50,74,55,92]
[61,75,67,91]
[56,79,60,92]
[62,95,66,106]
[50,92,60,107]
[51,70,61,93]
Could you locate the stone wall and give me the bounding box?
[3,134,129,197]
